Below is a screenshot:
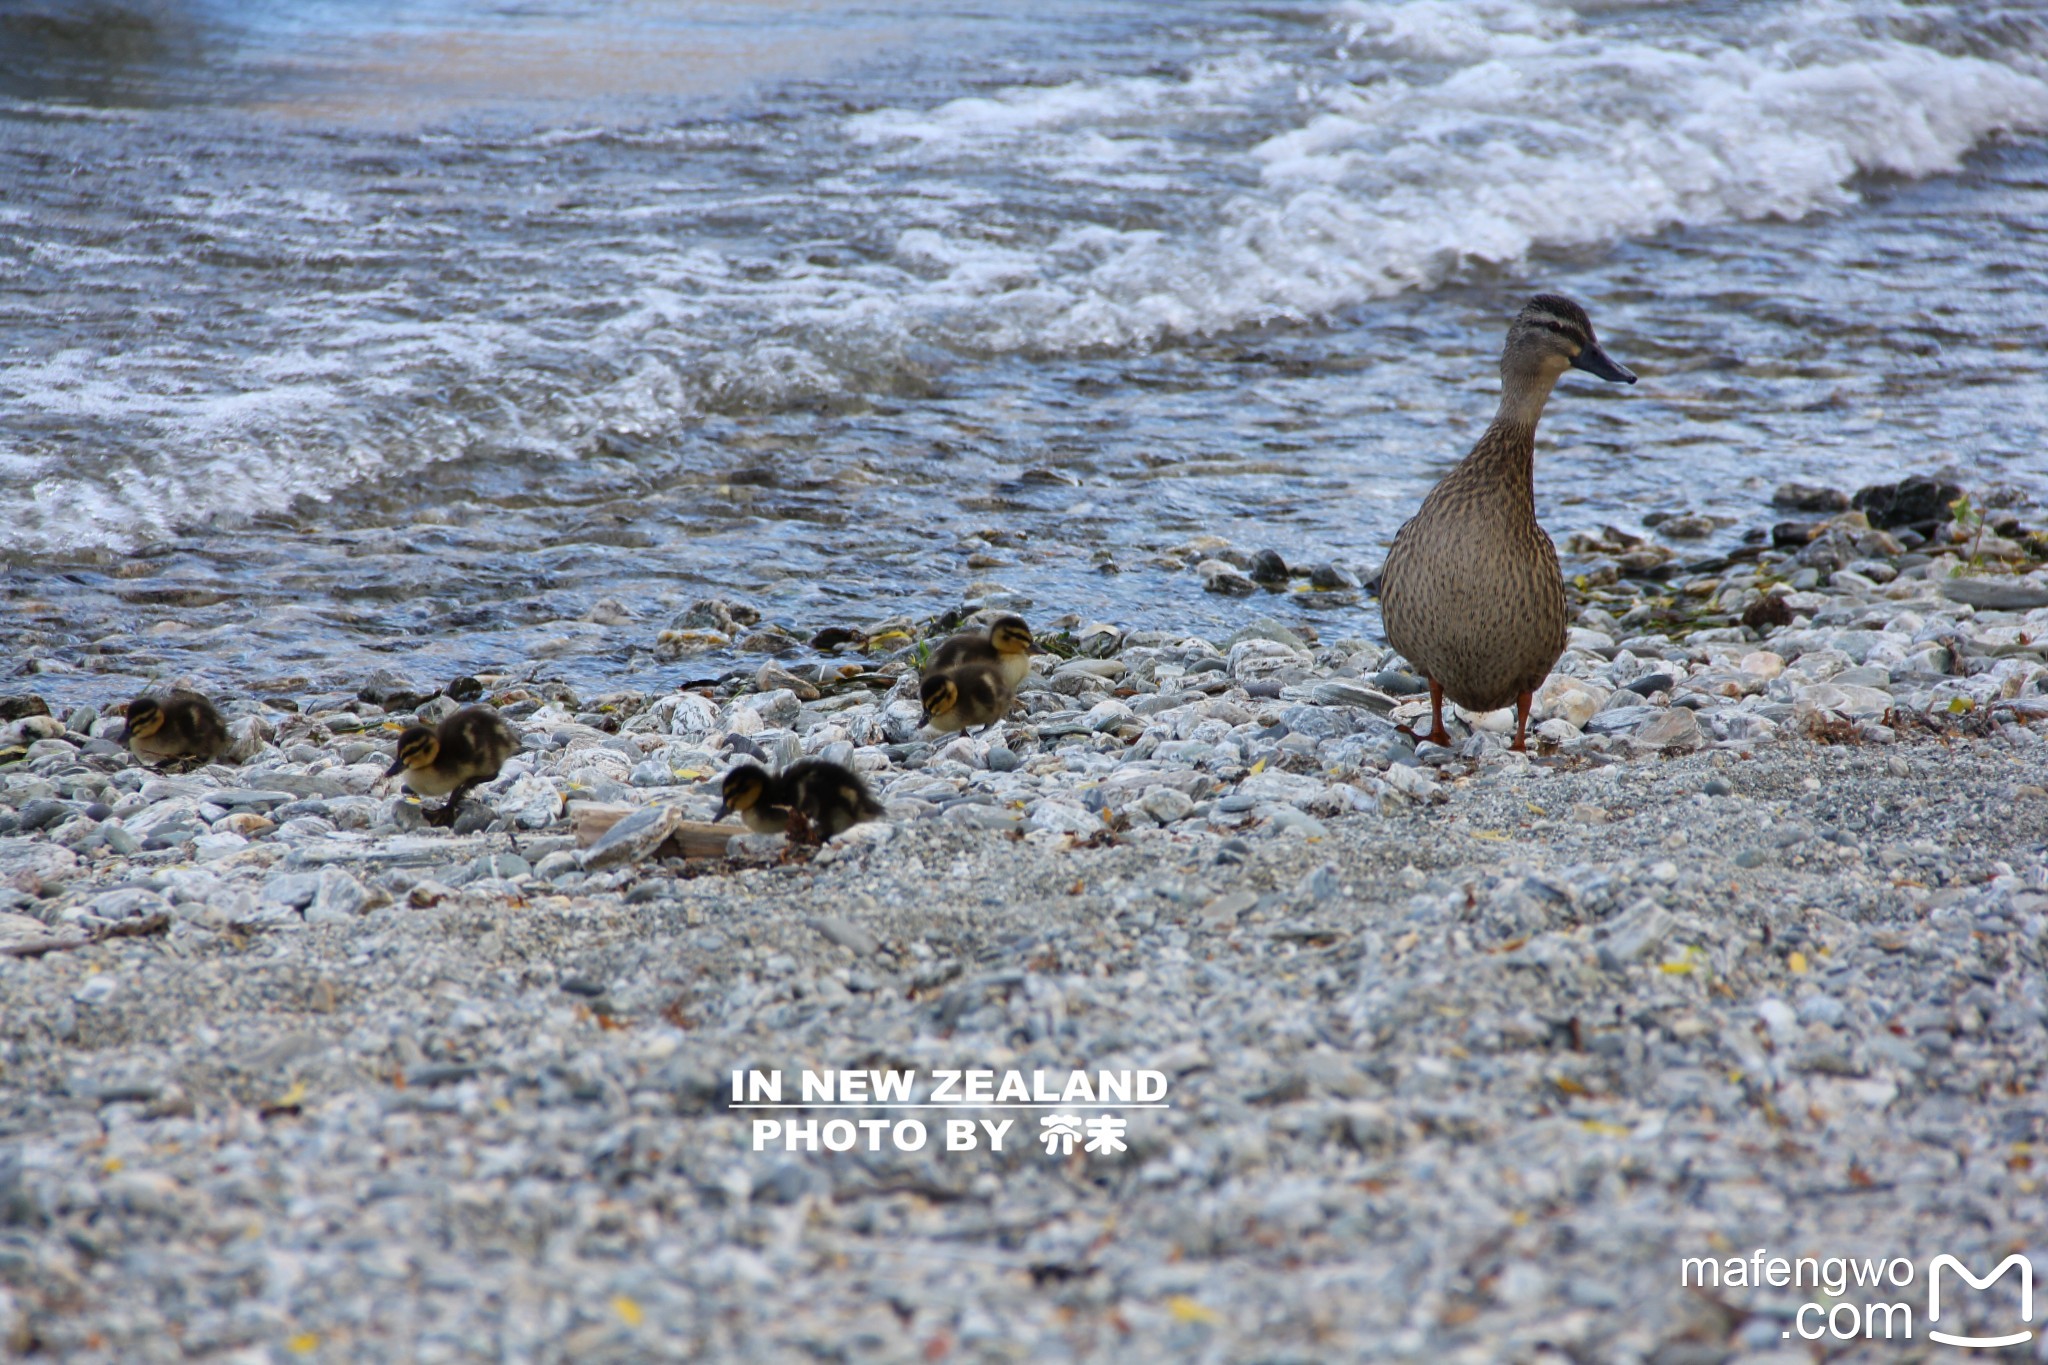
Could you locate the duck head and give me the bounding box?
[123,697,164,742]
[987,615,1043,659]
[919,674,960,728]
[1506,293,1635,385]
[385,725,440,777]
[715,763,770,821]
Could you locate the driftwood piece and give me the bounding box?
[0,912,171,959]
[570,803,735,861]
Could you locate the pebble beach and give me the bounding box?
[4,477,2046,1361]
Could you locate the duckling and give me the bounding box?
[123,690,230,768]
[789,759,886,840]
[1379,294,1637,752]
[714,762,794,836]
[385,705,520,827]
[927,614,1041,690]
[919,661,1013,735]
[714,759,882,844]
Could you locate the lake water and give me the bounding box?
[5,0,2048,704]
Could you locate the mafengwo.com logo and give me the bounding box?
[1682,1248,2034,1347]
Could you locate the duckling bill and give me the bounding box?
[928,614,1041,690]
[123,690,230,768]
[386,704,519,827]
[1378,293,1636,752]
[919,661,1013,734]
[715,759,882,845]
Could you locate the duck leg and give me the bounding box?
[427,780,478,828]
[1511,690,1533,753]
[1422,679,1451,747]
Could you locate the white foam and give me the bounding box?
[836,0,2048,354]
[846,50,1289,149]
[6,0,2047,553]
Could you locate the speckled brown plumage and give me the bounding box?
[1380,294,1636,749]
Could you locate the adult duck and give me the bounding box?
[1379,294,1636,751]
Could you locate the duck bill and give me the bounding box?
[1571,341,1636,384]
[713,799,732,822]
[383,758,407,778]
[918,709,935,727]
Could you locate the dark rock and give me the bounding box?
[18,800,72,832]
[1369,670,1428,697]
[450,802,497,836]
[1703,777,1734,797]
[1198,562,1258,596]
[82,803,113,822]
[721,734,767,761]
[1654,515,1716,540]
[446,676,484,703]
[734,627,803,656]
[1308,562,1360,590]
[1249,549,1290,585]
[560,976,608,997]
[1771,521,1821,549]
[358,668,437,711]
[1771,482,1851,513]
[1852,475,1963,531]
[809,626,868,652]
[0,697,50,722]
[1244,679,1283,700]
[1626,673,1678,696]
[1742,595,1795,631]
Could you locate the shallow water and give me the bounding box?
[5,0,2048,704]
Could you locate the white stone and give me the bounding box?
[1534,675,1610,728]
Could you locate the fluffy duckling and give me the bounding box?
[385,705,520,826]
[123,690,230,768]
[928,614,1041,690]
[714,762,794,836]
[920,661,1013,734]
[715,759,883,844]
[1379,294,1637,752]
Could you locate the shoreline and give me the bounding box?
[2,481,2046,1358]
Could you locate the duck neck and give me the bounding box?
[1466,359,1559,500]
